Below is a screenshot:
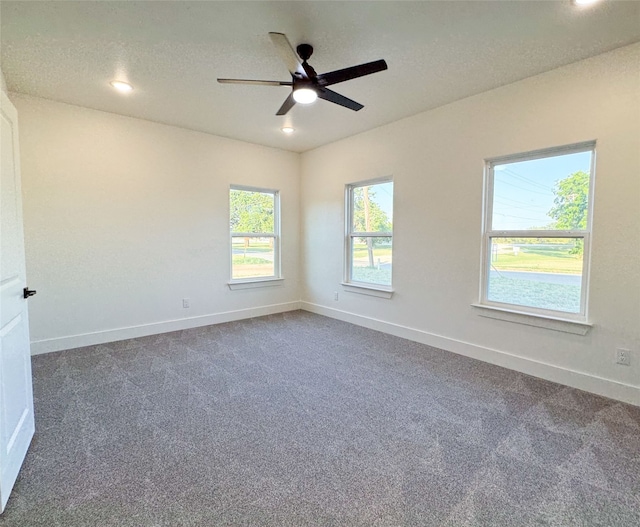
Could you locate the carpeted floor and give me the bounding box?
[2,310,639,526]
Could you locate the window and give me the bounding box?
[481,142,595,320]
[345,178,393,289]
[230,186,280,282]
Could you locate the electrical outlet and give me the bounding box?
[182,298,190,309]
[334,291,339,301]
[616,348,630,366]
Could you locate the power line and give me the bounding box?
[494,200,549,213]
[495,178,552,196]
[501,168,553,191]
[494,212,552,222]
[494,194,549,207]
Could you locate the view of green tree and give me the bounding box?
[548,170,589,254]
[353,187,392,234]
[230,190,274,233]
[549,171,589,230]
[353,186,392,267]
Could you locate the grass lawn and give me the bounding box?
[492,247,582,274]
[232,255,271,265]
[231,242,272,254]
[351,243,392,285]
[353,245,392,259]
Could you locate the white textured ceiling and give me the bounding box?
[2,1,639,153]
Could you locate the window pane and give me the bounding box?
[351,181,393,233]
[232,236,275,279]
[351,237,392,286]
[487,237,583,313]
[492,151,592,231]
[230,189,274,234]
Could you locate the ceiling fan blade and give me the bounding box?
[316,59,388,87]
[317,88,363,111]
[217,78,292,87]
[301,62,317,79]
[269,32,307,78]
[276,93,296,116]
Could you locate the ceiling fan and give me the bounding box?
[218,32,388,116]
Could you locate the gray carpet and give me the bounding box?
[2,311,639,526]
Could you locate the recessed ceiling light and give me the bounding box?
[281,127,295,134]
[571,0,601,6]
[292,88,317,105]
[110,80,133,93]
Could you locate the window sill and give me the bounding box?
[341,282,394,299]
[228,278,284,290]
[471,303,592,335]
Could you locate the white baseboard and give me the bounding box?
[30,301,301,355]
[300,302,640,407]
[30,298,639,406]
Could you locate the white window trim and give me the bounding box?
[341,282,393,299]
[229,185,281,285]
[478,141,596,324]
[228,278,284,290]
[344,176,394,295]
[471,304,592,335]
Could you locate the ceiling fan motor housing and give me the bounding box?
[296,43,314,61]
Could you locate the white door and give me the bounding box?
[0,90,35,513]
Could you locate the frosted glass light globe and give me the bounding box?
[293,88,317,104]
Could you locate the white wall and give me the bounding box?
[300,43,640,405]
[11,44,640,404]
[13,95,301,353]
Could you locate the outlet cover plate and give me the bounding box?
[616,348,631,366]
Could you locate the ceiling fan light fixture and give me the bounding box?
[292,87,317,105]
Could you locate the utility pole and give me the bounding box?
[363,186,375,267]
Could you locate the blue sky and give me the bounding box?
[368,181,394,222]
[492,151,592,231]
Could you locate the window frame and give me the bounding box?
[344,176,394,293]
[479,141,596,322]
[229,184,281,285]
